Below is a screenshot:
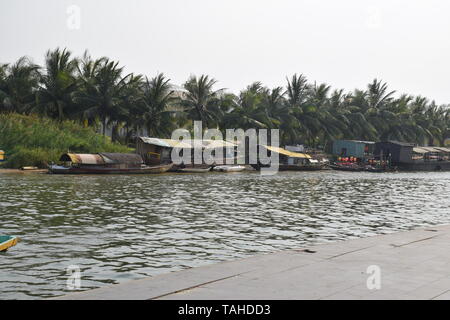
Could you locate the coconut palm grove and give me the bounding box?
[1,48,449,154]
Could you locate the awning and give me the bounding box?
[412,147,428,154]
[433,147,450,153]
[139,137,192,148]
[139,137,237,149]
[262,145,311,159]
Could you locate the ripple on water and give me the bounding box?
[1,171,450,299]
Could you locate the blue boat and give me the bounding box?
[0,236,19,252]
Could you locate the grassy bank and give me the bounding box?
[0,113,131,168]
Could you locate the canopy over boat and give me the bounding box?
[59,153,143,165]
[262,145,312,159]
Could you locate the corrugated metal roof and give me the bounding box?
[59,153,143,165]
[138,137,191,148]
[386,140,415,147]
[60,153,105,164]
[344,140,375,144]
[263,145,312,159]
[421,147,442,153]
[138,137,237,149]
[100,153,143,164]
[413,147,428,154]
[413,147,450,154]
[432,147,450,153]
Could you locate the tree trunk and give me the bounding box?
[102,117,107,136]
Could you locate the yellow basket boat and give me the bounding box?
[0,236,20,252]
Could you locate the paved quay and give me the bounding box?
[59,224,450,300]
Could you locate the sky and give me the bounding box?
[1,0,450,104]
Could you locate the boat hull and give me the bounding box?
[251,164,325,171]
[213,165,246,172]
[178,167,212,173]
[48,163,173,174]
[0,236,19,252]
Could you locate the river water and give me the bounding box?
[1,170,449,299]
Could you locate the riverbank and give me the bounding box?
[58,224,450,300]
[0,168,48,174]
[0,113,130,169]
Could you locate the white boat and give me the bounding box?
[213,165,246,172]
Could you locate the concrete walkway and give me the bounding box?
[59,224,450,300]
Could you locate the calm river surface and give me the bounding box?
[1,170,450,299]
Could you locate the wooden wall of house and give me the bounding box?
[374,142,414,163]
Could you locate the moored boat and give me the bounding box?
[213,165,246,172]
[178,166,212,173]
[48,153,173,174]
[49,163,173,174]
[0,235,19,252]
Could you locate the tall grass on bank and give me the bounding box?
[0,113,131,168]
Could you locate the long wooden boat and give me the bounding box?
[178,166,212,173]
[0,236,19,252]
[213,165,246,172]
[48,163,173,174]
[251,163,325,171]
[278,164,325,171]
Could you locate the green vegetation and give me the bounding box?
[1,47,449,155]
[0,113,130,168]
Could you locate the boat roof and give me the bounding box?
[138,137,237,149]
[262,145,311,159]
[59,153,143,165]
[413,146,450,154]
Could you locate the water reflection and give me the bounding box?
[1,171,449,299]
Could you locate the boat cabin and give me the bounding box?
[136,137,237,165]
[59,153,144,169]
[332,140,375,160]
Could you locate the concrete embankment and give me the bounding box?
[58,224,450,300]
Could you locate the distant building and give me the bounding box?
[374,141,450,171]
[0,150,4,162]
[332,140,374,159]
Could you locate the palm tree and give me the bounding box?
[180,75,224,127]
[0,57,40,114]
[222,82,272,130]
[140,73,178,137]
[77,57,139,136]
[38,48,79,120]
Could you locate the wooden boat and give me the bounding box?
[251,163,325,171]
[21,166,39,170]
[278,164,325,171]
[364,165,397,173]
[213,165,246,172]
[48,163,173,174]
[0,236,19,252]
[178,166,212,173]
[49,152,173,174]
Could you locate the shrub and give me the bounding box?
[0,113,132,168]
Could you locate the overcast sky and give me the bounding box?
[1,0,449,104]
